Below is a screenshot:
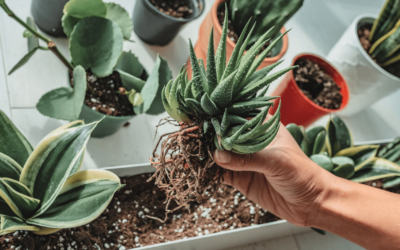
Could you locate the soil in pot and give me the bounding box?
[358,25,400,79]
[294,59,343,110]
[0,173,279,250]
[149,0,194,19]
[70,71,143,117]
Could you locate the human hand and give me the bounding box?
[214,122,335,227]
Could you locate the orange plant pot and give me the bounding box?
[186,0,289,77]
[269,54,350,128]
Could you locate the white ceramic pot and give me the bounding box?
[327,14,400,117]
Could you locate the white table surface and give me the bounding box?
[0,0,392,249]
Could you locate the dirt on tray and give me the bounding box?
[149,0,194,19]
[358,25,400,79]
[294,58,342,110]
[0,174,280,250]
[70,71,135,117]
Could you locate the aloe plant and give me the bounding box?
[0,0,170,121]
[228,0,303,47]
[0,110,123,235]
[368,0,400,66]
[287,116,400,183]
[162,6,296,154]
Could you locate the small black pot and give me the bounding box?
[133,0,205,46]
[31,0,68,37]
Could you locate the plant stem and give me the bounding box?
[0,2,74,72]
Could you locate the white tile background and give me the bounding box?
[0,0,394,249]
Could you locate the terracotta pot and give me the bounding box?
[186,0,288,77]
[269,54,350,128]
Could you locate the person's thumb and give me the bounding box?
[214,150,265,173]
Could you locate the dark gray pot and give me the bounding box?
[133,0,205,46]
[31,0,69,37]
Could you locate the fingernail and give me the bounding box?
[216,150,231,164]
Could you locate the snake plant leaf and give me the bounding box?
[335,145,379,171]
[27,170,120,229]
[8,48,38,75]
[370,24,400,65]
[114,51,144,78]
[351,158,400,183]
[206,28,218,90]
[305,126,325,155]
[383,176,400,188]
[369,0,400,43]
[201,93,222,115]
[117,70,146,92]
[70,16,123,77]
[0,199,15,217]
[135,55,171,115]
[310,154,334,172]
[61,14,81,38]
[378,137,400,162]
[0,178,40,219]
[1,216,39,233]
[210,69,238,108]
[332,164,355,179]
[215,4,228,82]
[286,124,304,146]
[105,2,133,40]
[0,153,22,181]
[64,0,107,19]
[36,66,87,121]
[26,17,39,52]
[0,110,33,167]
[20,121,99,218]
[2,178,32,197]
[326,116,353,157]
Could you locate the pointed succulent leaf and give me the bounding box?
[64,0,107,19]
[219,115,248,124]
[257,85,270,98]
[227,100,273,115]
[201,93,222,115]
[0,110,33,167]
[27,170,121,229]
[114,51,144,78]
[185,98,205,115]
[236,22,256,67]
[246,60,284,88]
[0,154,22,181]
[310,154,334,172]
[105,2,133,40]
[20,121,100,217]
[211,118,222,136]
[351,158,400,183]
[206,28,218,90]
[335,145,379,171]
[235,108,271,144]
[70,16,123,77]
[326,116,353,157]
[215,4,228,82]
[210,69,238,108]
[0,178,40,219]
[203,121,211,134]
[37,66,86,121]
[220,109,230,137]
[1,216,39,233]
[240,27,274,66]
[188,40,206,97]
[332,164,355,179]
[162,86,189,122]
[8,48,38,75]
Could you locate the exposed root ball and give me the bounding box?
[149,118,224,222]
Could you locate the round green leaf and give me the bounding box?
[64,0,107,19]
[332,164,355,179]
[114,51,144,78]
[70,16,123,77]
[331,156,354,167]
[61,14,81,38]
[310,154,333,172]
[105,3,133,40]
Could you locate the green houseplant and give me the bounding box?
[287,116,400,184]
[0,109,123,235]
[0,0,171,137]
[150,8,297,217]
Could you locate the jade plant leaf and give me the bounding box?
[105,2,133,40]
[70,16,123,77]
[134,55,172,115]
[36,66,87,121]
[27,170,120,229]
[64,0,107,19]
[0,110,33,167]
[19,121,99,217]
[114,51,144,78]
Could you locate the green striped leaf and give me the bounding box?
[20,121,99,218]
[0,110,33,167]
[351,158,400,183]
[2,178,32,197]
[188,40,206,98]
[0,199,15,217]
[1,216,39,233]
[335,145,379,171]
[0,153,22,181]
[210,69,238,108]
[332,164,355,179]
[215,4,228,82]
[28,170,120,229]
[206,29,218,91]
[369,0,400,43]
[326,116,353,157]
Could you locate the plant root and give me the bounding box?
[148,118,224,222]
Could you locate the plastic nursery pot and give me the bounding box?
[31,0,69,37]
[186,0,288,77]
[132,0,205,46]
[269,54,349,128]
[327,14,400,117]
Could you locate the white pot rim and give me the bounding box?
[353,14,400,82]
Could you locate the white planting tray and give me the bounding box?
[103,163,310,250]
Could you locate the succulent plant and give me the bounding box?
[287,116,400,183]
[228,0,303,47]
[162,7,296,154]
[368,0,400,66]
[0,110,122,235]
